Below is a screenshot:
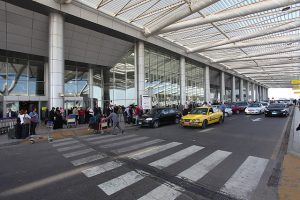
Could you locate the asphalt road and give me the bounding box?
[0,113,289,200]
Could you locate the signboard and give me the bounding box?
[141,95,151,110]
[292,86,300,90]
[294,92,300,94]
[291,80,300,85]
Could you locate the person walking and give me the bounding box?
[220,102,226,122]
[29,107,39,135]
[106,108,124,135]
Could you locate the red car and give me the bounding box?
[227,102,249,114]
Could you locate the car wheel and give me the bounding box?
[202,120,208,129]
[175,118,180,124]
[153,121,159,128]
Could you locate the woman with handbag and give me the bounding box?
[18,109,31,139]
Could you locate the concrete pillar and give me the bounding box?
[240,79,244,101]
[221,71,225,103]
[252,84,254,101]
[180,56,186,105]
[89,67,93,109]
[204,66,210,103]
[49,12,64,108]
[232,76,236,102]
[246,81,249,101]
[137,41,145,105]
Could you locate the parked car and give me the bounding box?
[265,103,289,117]
[180,106,223,129]
[227,103,239,114]
[234,101,249,113]
[212,105,233,117]
[245,103,265,115]
[138,107,181,128]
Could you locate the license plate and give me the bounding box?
[184,122,190,125]
[139,122,142,125]
[272,112,277,115]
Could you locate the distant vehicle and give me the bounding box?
[180,106,223,129]
[260,102,269,110]
[245,103,265,115]
[212,105,233,117]
[265,103,289,117]
[138,107,182,128]
[232,101,249,114]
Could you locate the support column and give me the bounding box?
[137,41,145,105]
[251,83,255,102]
[89,67,93,109]
[204,66,210,103]
[232,76,236,102]
[221,71,225,103]
[240,79,244,101]
[49,12,64,108]
[266,88,269,100]
[255,84,258,101]
[246,81,250,101]
[180,56,186,105]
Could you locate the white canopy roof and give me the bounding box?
[75,0,300,88]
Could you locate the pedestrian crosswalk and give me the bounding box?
[51,134,270,200]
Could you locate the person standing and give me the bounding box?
[29,107,39,135]
[6,108,17,118]
[18,109,31,139]
[106,108,124,135]
[220,102,226,122]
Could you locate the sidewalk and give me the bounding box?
[278,107,300,200]
[0,121,137,147]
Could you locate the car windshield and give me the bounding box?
[235,102,247,106]
[190,108,208,115]
[149,109,162,115]
[268,104,285,108]
[249,104,260,108]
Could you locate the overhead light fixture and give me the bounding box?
[281,6,290,11]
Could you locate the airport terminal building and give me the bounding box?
[0,0,268,116]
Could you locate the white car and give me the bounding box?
[260,102,269,110]
[212,105,233,117]
[245,103,265,115]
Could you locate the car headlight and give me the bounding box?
[145,118,153,121]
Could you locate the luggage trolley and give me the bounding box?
[66,114,77,128]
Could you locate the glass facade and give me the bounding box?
[64,61,89,97]
[105,49,136,107]
[0,51,45,96]
[225,73,232,102]
[235,77,240,101]
[185,61,205,103]
[210,68,221,103]
[144,47,180,107]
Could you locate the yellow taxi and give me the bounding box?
[180,106,224,128]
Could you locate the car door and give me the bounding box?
[160,109,169,124]
[207,108,215,124]
[168,108,177,124]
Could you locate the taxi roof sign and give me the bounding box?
[291,80,300,85]
[292,86,300,90]
[294,92,300,94]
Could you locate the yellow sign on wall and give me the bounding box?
[294,92,300,94]
[291,80,300,85]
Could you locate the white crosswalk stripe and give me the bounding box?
[138,184,182,200]
[84,134,117,141]
[127,142,182,160]
[56,144,86,152]
[220,156,269,200]
[91,134,137,145]
[177,150,232,182]
[63,148,95,158]
[149,145,204,169]
[82,161,123,178]
[102,136,149,148]
[52,137,74,143]
[98,170,146,195]
[52,140,78,147]
[113,139,164,154]
[71,154,107,166]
